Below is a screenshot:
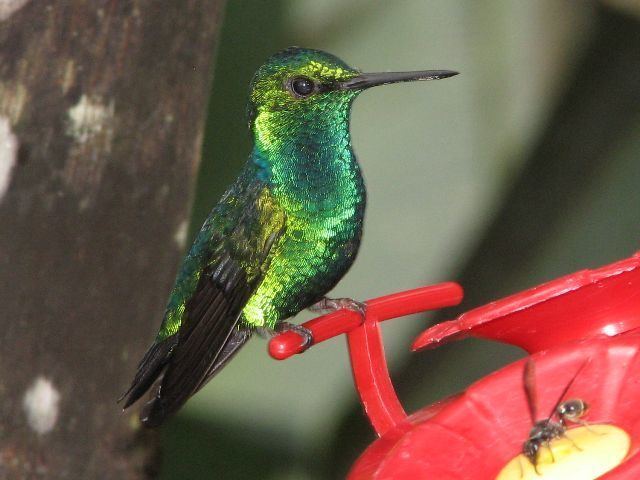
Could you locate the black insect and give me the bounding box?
[522,358,589,472]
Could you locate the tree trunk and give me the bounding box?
[0,1,224,478]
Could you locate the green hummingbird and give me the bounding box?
[121,47,457,426]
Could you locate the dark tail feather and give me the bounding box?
[139,328,252,427]
[119,337,177,409]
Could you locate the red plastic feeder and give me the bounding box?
[269,252,640,479]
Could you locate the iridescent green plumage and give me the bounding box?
[121,47,457,426]
[160,49,364,336]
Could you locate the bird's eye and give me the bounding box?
[289,76,315,97]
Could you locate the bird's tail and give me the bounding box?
[139,328,252,427]
[119,336,177,409]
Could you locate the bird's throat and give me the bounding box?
[252,110,364,217]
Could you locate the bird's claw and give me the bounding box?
[275,322,314,350]
[309,297,367,317]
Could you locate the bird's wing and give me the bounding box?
[121,180,286,425]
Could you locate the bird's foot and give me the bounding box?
[308,296,367,317]
[275,322,314,350]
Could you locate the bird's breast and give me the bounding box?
[241,147,366,328]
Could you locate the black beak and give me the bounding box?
[339,70,458,90]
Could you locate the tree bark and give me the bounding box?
[0,1,224,478]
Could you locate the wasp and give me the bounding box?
[522,358,589,471]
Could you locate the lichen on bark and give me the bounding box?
[0,1,225,478]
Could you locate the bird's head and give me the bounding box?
[247,47,457,151]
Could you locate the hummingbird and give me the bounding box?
[121,47,457,426]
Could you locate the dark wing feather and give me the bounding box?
[197,328,253,391]
[140,251,254,426]
[122,180,286,426]
[119,336,177,409]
